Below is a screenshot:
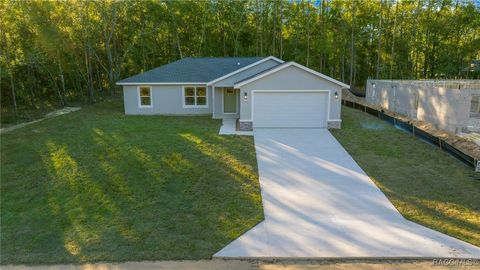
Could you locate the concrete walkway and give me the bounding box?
[214,128,480,259]
[219,118,253,136]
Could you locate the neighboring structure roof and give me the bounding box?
[116,57,265,85]
[234,61,350,89]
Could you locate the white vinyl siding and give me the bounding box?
[123,85,212,115]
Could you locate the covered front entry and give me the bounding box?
[252,90,329,128]
[223,88,238,114]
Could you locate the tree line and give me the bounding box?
[1,0,479,123]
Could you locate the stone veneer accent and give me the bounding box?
[239,121,253,131]
[327,120,342,129]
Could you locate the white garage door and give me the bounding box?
[252,91,329,128]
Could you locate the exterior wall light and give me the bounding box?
[244,92,248,101]
[334,91,338,99]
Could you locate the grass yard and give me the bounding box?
[0,98,263,265]
[331,106,480,247]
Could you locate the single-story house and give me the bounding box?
[116,56,349,130]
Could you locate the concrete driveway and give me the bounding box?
[214,128,480,259]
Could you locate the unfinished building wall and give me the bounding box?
[469,90,480,132]
[366,80,418,118]
[366,80,478,133]
[417,86,470,133]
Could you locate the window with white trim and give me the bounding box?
[184,86,207,107]
[139,86,152,107]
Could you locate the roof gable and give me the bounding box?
[234,62,350,89]
[206,56,283,85]
[116,57,265,85]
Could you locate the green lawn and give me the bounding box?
[0,98,263,265]
[331,106,480,247]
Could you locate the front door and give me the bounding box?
[223,88,237,114]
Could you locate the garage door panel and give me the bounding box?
[253,92,328,128]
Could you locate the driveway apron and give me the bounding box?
[214,128,480,259]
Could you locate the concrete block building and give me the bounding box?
[365,80,480,133]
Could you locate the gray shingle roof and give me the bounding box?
[234,61,291,84]
[117,57,266,84]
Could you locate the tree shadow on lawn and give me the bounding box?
[377,180,480,245]
[331,106,480,247]
[360,148,480,246]
[0,114,262,265]
[0,141,76,264]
